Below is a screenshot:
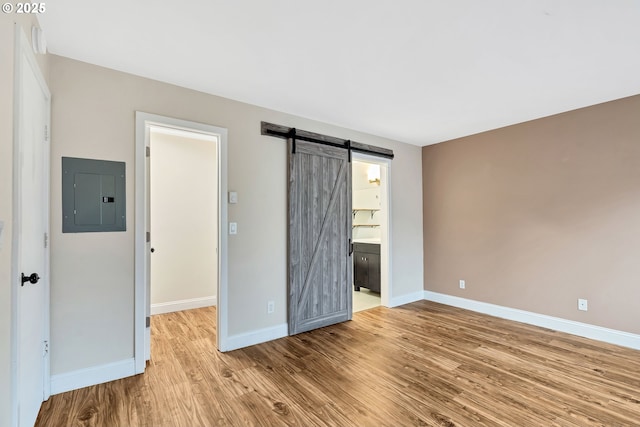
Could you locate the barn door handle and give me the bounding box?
[349,239,353,256]
[21,273,40,286]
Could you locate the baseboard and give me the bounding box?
[389,291,425,308]
[224,323,288,352]
[150,296,217,315]
[50,358,136,395]
[423,291,640,350]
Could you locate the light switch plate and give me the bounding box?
[229,191,238,204]
[229,222,237,235]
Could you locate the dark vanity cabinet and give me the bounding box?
[353,242,380,293]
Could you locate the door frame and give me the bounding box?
[11,24,52,424]
[134,112,229,373]
[352,152,392,308]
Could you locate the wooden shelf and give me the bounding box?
[352,208,379,219]
[353,224,380,228]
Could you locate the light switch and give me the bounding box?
[229,191,238,204]
[229,222,238,235]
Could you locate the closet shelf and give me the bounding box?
[352,208,380,219]
[353,224,380,228]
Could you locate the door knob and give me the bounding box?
[21,273,40,286]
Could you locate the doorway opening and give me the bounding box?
[134,113,229,373]
[149,127,218,315]
[352,155,391,312]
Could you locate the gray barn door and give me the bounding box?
[288,139,352,335]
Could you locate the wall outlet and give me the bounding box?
[459,280,465,289]
[578,298,588,311]
[267,301,275,314]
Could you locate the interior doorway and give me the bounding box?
[149,127,218,315]
[351,155,391,312]
[135,113,229,372]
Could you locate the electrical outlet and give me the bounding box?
[267,301,275,314]
[578,298,588,311]
[459,280,465,289]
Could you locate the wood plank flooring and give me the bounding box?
[36,301,640,426]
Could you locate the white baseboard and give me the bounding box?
[389,290,425,308]
[224,323,288,352]
[50,358,136,395]
[423,291,640,350]
[151,295,217,315]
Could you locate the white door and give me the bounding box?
[14,28,50,427]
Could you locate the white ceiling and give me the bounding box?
[38,0,640,146]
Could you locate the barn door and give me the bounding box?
[288,139,352,335]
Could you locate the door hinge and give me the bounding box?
[44,125,49,141]
[146,231,150,243]
[146,316,150,328]
[43,340,49,357]
[146,146,150,157]
[44,232,48,248]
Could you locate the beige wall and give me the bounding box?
[423,95,640,334]
[150,130,217,306]
[49,55,424,376]
[0,14,49,427]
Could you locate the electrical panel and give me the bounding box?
[62,157,126,233]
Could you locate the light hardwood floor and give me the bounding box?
[36,301,640,426]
